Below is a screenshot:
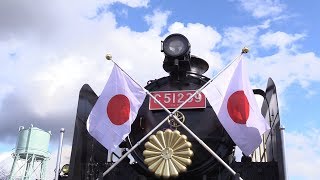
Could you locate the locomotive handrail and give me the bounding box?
[100,52,246,180]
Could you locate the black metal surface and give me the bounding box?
[189,55,209,75]
[65,32,286,179]
[67,80,284,180]
[128,75,235,177]
[232,162,279,180]
[99,161,278,180]
[68,84,109,180]
[261,78,286,180]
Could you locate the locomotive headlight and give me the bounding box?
[162,34,190,57]
[61,164,69,175]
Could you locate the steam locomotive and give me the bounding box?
[64,34,286,180]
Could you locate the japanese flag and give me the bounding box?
[203,58,270,156]
[87,64,146,151]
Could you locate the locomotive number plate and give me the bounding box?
[149,90,206,110]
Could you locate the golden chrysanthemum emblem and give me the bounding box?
[143,129,193,178]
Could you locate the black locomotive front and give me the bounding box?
[128,34,235,179]
[67,33,283,180]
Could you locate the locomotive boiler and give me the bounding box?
[66,34,286,180]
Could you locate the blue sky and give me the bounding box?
[0,0,319,179]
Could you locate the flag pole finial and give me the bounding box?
[106,53,112,60]
[241,47,249,54]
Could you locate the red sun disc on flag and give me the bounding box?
[227,90,250,124]
[106,94,130,125]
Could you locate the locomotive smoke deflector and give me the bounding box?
[162,33,209,78]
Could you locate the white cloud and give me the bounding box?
[248,50,320,95]
[221,26,259,50]
[0,0,226,145]
[105,0,149,8]
[218,22,319,99]
[0,152,11,164]
[0,152,11,178]
[220,20,271,57]
[0,0,150,41]
[216,21,320,118]
[259,31,306,50]
[286,129,320,180]
[237,0,286,18]
[144,9,171,34]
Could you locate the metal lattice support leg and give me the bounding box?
[40,158,48,180]
[9,154,19,180]
[24,154,35,180]
[29,154,36,179]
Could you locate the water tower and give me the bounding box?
[9,125,51,180]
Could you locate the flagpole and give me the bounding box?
[101,116,170,177]
[169,52,244,115]
[101,51,246,179]
[109,58,173,115]
[170,113,243,179]
[107,50,244,116]
[98,55,177,179]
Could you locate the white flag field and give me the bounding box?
[87,64,146,151]
[203,57,270,155]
